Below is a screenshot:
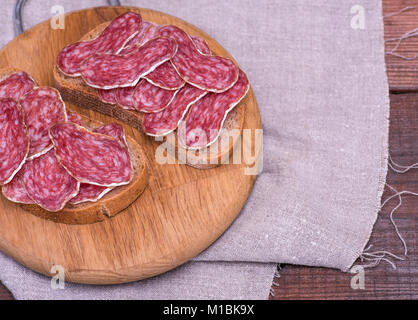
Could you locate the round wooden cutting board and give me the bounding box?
[0,7,261,284]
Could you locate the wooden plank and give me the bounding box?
[383,0,418,91]
[0,282,13,300]
[270,93,418,299]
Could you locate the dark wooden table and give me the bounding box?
[1,1,417,300]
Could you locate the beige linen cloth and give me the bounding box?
[0,0,389,299]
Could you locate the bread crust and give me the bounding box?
[53,21,245,169]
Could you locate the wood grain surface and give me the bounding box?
[0,282,13,300]
[384,0,418,91]
[1,1,417,300]
[0,7,261,285]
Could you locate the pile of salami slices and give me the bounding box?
[57,12,250,149]
[0,72,133,212]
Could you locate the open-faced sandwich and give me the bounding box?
[53,11,250,169]
[0,68,148,224]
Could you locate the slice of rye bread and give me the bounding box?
[53,21,245,169]
[0,94,149,225]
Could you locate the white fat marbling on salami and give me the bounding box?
[138,22,160,45]
[144,33,209,90]
[19,87,67,159]
[133,80,178,113]
[66,111,84,126]
[95,38,148,105]
[80,37,177,89]
[115,87,136,110]
[49,123,133,187]
[93,123,128,148]
[125,21,153,47]
[97,25,209,96]
[190,36,211,55]
[68,123,127,205]
[57,12,142,76]
[0,98,29,185]
[159,25,239,93]
[132,23,184,90]
[179,70,249,149]
[69,183,112,205]
[143,84,207,137]
[22,150,79,212]
[0,72,36,100]
[97,88,117,105]
[144,62,185,90]
[2,171,34,204]
[98,87,135,110]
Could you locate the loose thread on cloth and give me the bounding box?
[358,154,418,269]
[269,264,281,297]
[383,6,416,19]
[384,7,418,60]
[358,183,412,269]
[388,154,418,173]
[359,245,405,269]
[381,183,418,257]
[386,28,418,60]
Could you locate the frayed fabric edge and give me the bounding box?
[343,5,391,272]
[343,146,389,272]
[351,182,414,271]
[269,264,282,298]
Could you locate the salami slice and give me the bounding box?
[66,111,84,126]
[19,87,67,159]
[2,172,34,204]
[130,27,207,90]
[95,36,153,105]
[142,35,210,91]
[159,25,239,93]
[115,87,136,110]
[0,72,36,100]
[69,183,112,205]
[49,123,133,187]
[191,36,211,55]
[143,84,207,137]
[98,89,117,105]
[96,27,207,96]
[133,80,178,113]
[144,62,185,91]
[93,123,128,148]
[139,23,161,44]
[22,150,79,212]
[0,98,29,185]
[139,24,182,91]
[178,70,249,149]
[80,37,178,89]
[57,12,142,77]
[143,35,210,90]
[125,21,153,47]
[68,123,127,205]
